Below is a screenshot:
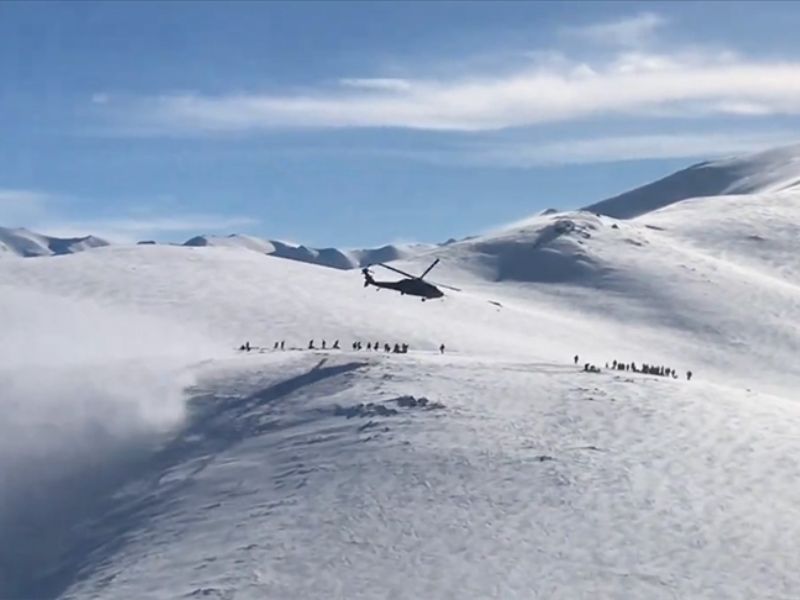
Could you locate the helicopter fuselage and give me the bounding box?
[366,277,444,299]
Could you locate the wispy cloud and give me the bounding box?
[0,189,49,207]
[560,12,668,47]
[338,78,412,92]
[0,187,259,242]
[105,48,800,134]
[0,189,50,224]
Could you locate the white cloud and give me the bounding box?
[91,93,110,105]
[339,78,412,92]
[110,48,800,134]
[561,12,668,48]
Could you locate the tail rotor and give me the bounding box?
[362,267,375,287]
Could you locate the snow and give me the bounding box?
[2,145,800,598]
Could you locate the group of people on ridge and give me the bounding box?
[239,340,447,355]
[574,355,693,381]
[351,341,409,353]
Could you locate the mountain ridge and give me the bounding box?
[5,142,800,269]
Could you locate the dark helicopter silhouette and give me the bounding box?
[362,258,460,301]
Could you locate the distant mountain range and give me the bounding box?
[0,227,109,258]
[5,143,800,268]
[182,234,438,270]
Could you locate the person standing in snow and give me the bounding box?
[574,355,579,365]
[439,344,445,354]
[687,370,693,381]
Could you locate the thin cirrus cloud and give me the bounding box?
[0,189,50,223]
[559,12,669,47]
[33,214,259,243]
[115,50,800,134]
[0,189,50,211]
[44,215,259,243]
[338,78,413,92]
[458,132,800,167]
[95,11,800,148]
[0,188,258,242]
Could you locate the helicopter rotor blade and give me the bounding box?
[375,262,418,279]
[433,282,461,292]
[419,258,440,280]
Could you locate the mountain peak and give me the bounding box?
[584,142,800,219]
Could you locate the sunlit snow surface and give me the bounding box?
[2,175,800,598]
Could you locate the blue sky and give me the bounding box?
[3,1,800,246]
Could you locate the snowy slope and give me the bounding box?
[584,143,800,218]
[3,154,800,598]
[184,233,436,269]
[0,226,109,258]
[53,353,800,600]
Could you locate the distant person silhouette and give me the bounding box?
[687,370,693,381]
[309,340,315,350]
[574,355,579,365]
[280,340,285,350]
[439,344,446,354]
[333,340,340,349]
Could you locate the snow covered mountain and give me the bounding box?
[183,233,436,269]
[584,143,800,218]
[3,144,800,599]
[0,226,109,258]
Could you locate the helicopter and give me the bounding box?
[361,258,460,301]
